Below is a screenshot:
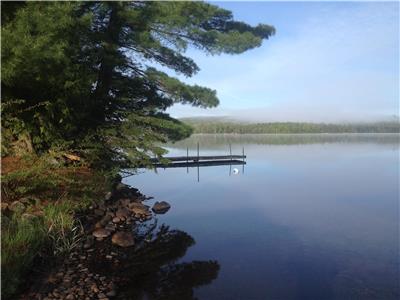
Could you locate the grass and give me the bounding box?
[1,214,47,293]
[1,154,111,298]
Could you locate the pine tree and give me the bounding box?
[1,1,275,167]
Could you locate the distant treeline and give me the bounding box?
[182,120,400,134]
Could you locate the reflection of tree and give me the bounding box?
[119,225,220,300]
[165,133,400,148]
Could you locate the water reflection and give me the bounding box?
[119,224,220,300]
[166,133,400,149]
[127,134,399,299]
[154,161,245,182]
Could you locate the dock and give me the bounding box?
[150,155,245,163]
[150,143,246,169]
[153,158,245,168]
[122,143,246,181]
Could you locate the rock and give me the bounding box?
[128,202,147,210]
[94,221,104,229]
[92,228,111,238]
[94,209,105,216]
[91,284,99,293]
[98,293,106,299]
[83,236,94,249]
[106,211,115,217]
[116,183,129,191]
[111,231,135,247]
[102,214,113,222]
[129,203,149,216]
[9,201,26,213]
[106,290,116,297]
[119,198,131,207]
[152,201,171,214]
[115,208,130,219]
[112,217,121,224]
[95,215,112,229]
[105,224,116,232]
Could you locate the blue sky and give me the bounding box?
[167,1,399,122]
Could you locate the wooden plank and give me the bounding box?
[153,159,246,168]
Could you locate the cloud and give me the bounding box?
[167,2,399,122]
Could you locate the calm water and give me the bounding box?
[124,134,399,300]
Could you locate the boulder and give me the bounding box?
[92,228,111,238]
[115,207,130,219]
[128,202,147,210]
[112,217,121,224]
[129,202,149,216]
[111,231,135,247]
[152,201,171,214]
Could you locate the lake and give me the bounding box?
[124,134,399,300]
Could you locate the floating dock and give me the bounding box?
[122,144,246,180]
[150,143,246,169]
[152,158,246,168]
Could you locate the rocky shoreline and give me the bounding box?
[23,180,171,300]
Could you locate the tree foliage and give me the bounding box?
[1,1,275,167]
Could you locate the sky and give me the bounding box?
[165,1,399,123]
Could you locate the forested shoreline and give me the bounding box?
[183,120,400,134]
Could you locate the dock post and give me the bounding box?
[242,147,245,174]
[229,144,232,161]
[197,142,200,182]
[186,147,189,173]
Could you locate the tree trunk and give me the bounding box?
[92,3,122,124]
